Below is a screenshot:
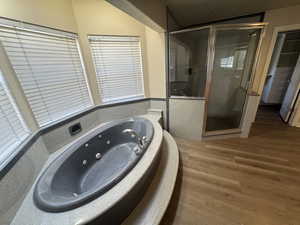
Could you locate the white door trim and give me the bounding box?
[259,24,300,95]
[258,24,300,126]
[289,96,300,127]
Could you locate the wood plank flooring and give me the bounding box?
[160,109,300,225]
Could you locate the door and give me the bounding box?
[204,26,263,135]
[280,54,300,121]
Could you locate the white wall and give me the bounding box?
[169,99,205,140]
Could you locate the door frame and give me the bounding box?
[288,89,300,126]
[258,24,300,125]
[280,53,300,122]
[202,23,267,136]
[258,24,300,93]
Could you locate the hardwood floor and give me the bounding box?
[160,111,300,225]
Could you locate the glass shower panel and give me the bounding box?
[169,28,209,97]
[205,28,261,132]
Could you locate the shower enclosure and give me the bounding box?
[169,23,265,136]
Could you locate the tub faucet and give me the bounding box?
[122,129,147,149]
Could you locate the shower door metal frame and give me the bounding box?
[202,23,267,136]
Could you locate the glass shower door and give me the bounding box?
[169,28,210,97]
[205,27,262,134]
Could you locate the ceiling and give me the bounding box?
[166,0,300,27]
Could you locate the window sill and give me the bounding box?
[169,96,206,100]
[102,96,145,105]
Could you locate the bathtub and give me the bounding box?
[33,117,155,213]
[11,115,163,225]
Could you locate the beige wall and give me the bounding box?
[0,0,77,32]
[72,0,152,104]
[0,0,167,110]
[145,27,166,98]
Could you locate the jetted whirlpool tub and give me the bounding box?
[33,117,154,213]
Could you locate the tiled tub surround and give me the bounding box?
[42,100,152,153]
[0,98,166,225]
[0,138,49,225]
[122,131,179,225]
[149,99,167,128]
[11,114,163,225]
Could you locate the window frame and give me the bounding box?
[0,69,30,168]
[220,45,248,70]
[88,35,145,104]
[234,47,247,70]
[0,20,94,127]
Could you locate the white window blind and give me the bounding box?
[88,35,144,103]
[0,71,29,164]
[0,20,92,126]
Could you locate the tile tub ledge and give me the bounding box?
[11,113,163,225]
[122,130,179,225]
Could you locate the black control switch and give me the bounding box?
[69,123,82,136]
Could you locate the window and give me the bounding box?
[220,49,247,70]
[0,20,92,126]
[0,70,29,164]
[220,56,234,68]
[88,35,144,103]
[235,49,247,70]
